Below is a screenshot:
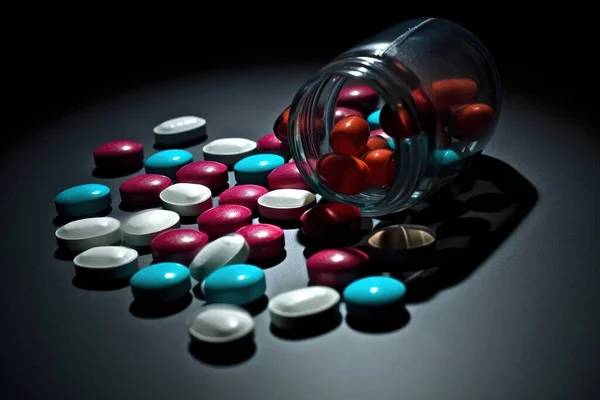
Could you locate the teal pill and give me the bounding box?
[343,276,406,317]
[434,149,461,166]
[367,109,381,129]
[54,183,111,217]
[203,264,266,306]
[144,149,193,178]
[387,138,396,150]
[130,262,191,303]
[234,154,285,185]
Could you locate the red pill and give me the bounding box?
[218,184,268,214]
[300,202,362,239]
[334,106,364,123]
[267,162,310,191]
[93,139,144,171]
[273,106,291,143]
[362,149,395,187]
[428,78,478,110]
[175,161,228,190]
[384,154,397,185]
[337,85,380,114]
[306,247,368,287]
[358,135,390,157]
[317,154,369,195]
[411,88,434,115]
[150,228,209,266]
[236,223,285,260]
[257,132,290,157]
[329,116,370,156]
[197,204,253,240]
[379,104,418,140]
[119,174,172,207]
[449,103,494,142]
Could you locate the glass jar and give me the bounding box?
[283,17,501,217]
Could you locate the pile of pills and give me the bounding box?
[53,89,444,354]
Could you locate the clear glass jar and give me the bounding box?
[284,17,501,217]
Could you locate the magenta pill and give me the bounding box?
[93,139,144,170]
[334,107,364,123]
[119,174,172,207]
[197,204,253,240]
[370,128,392,141]
[218,184,268,214]
[150,228,209,265]
[306,247,368,287]
[257,132,290,157]
[267,162,310,191]
[236,223,285,260]
[337,85,380,114]
[300,202,362,239]
[175,161,229,190]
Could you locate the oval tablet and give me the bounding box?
[257,189,316,220]
[159,183,212,217]
[306,247,368,287]
[93,139,144,170]
[189,233,250,281]
[300,202,362,239]
[202,138,257,166]
[234,154,285,185]
[236,224,285,260]
[73,246,138,280]
[196,204,253,240]
[257,132,290,158]
[153,116,207,145]
[119,174,172,207]
[218,184,268,214]
[55,216,122,252]
[337,85,380,114]
[144,149,193,179]
[367,109,382,129]
[175,161,228,190]
[150,228,209,266]
[122,209,180,247]
[268,286,340,330]
[433,149,461,166]
[130,262,191,304]
[334,106,363,123]
[267,162,310,191]
[343,276,406,318]
[54,183,112,218]
[203,264,266,306]
[188,304,254,344]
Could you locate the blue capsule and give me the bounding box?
[234,154,285,185]
[203,264,266,306]
[130,262,191,303]
[144,149,193,178]
[54,183,111,217]
[343,276,406,318]
[367,109,381,129]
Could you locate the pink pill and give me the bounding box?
[236,223,285,260]
[197,204,253,240]
[150,228,209,265]
[218,184,269,214]
[119,174,172,207]
[370,129,392,141]
[334,107,364,123]
[257,132,290,157]
[337,85,380,114]
[93,139,144,170]
[267,162,310,191]
[306,247,368,287]
[175,161,228,190]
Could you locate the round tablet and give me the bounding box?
[55,217,121,252]
[130,262,191,304]
[337,84,380,114]
[236,224,285,260]
[367,224,436,265]
[189,233,250,281]
[334,106,363,123]
[203,264,266,306]
[196,204,253,240]
[122,209,180,247]
[188,304,254,344]
[217,184,268,214]
[73,246,139,280]
[150,228,209,265]
[119,174,172,207]
[175,161,228,190]
[153,116,207,145]
[54,183,111,218]
[300,202,362,239]
[268,286,340,330]
[256,132,290,158]
[258,189,316,220]
[93,139,144,170]
[144,149,193,179]
[306,247,368,287]
[343,276,406,318]
[233,154,285,185]
[267,162,310,191]
[159,183,212,217]
[202,138,257,166]
[367,109,382,129]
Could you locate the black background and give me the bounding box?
[3,7,600,400]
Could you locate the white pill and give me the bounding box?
[188,304,255,344]
[202,138,257,166]
[73,246,139,280]
[257,189,317,220]
[122,209,180,247]
[153,116,207,145]
[159,183,212,217]
[269,286,340,330]
[55,217,121,252]
[189,233,250,281]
